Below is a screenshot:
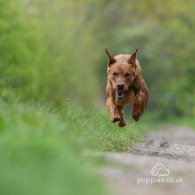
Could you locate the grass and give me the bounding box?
[0,99,156,195]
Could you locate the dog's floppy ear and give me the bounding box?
[127,48,139,66]
[105,48,116,66]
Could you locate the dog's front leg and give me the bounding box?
[117,106,126,127]
[106,97,120,123]
[132,92,142,121]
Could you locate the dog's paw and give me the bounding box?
[132,113,140,122]
[112,117,120,123]
[118,120,126,127]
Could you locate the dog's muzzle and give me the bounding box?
[116,83,125,100]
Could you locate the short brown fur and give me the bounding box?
[105,48,149,127]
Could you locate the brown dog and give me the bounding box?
[105,48,148,127]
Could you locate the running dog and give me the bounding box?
[105,48,148,127]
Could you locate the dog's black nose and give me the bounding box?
[117,83,124,89]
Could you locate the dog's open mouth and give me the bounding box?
[116,89,124,100]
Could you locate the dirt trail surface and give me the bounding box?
[100,125,195,195]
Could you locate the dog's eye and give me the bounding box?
[125,73,130,77]
[112,72,117,76]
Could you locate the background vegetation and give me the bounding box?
[0,0,195,116]
[0,0,195,194]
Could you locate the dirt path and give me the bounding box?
[100,125,195,195]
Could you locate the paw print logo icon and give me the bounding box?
[151,163,170,177]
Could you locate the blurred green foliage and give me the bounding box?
[0,100,109,195]
[0,0,195,117]
[0,99,155,195]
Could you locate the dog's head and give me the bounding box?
[105,48,139,100]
